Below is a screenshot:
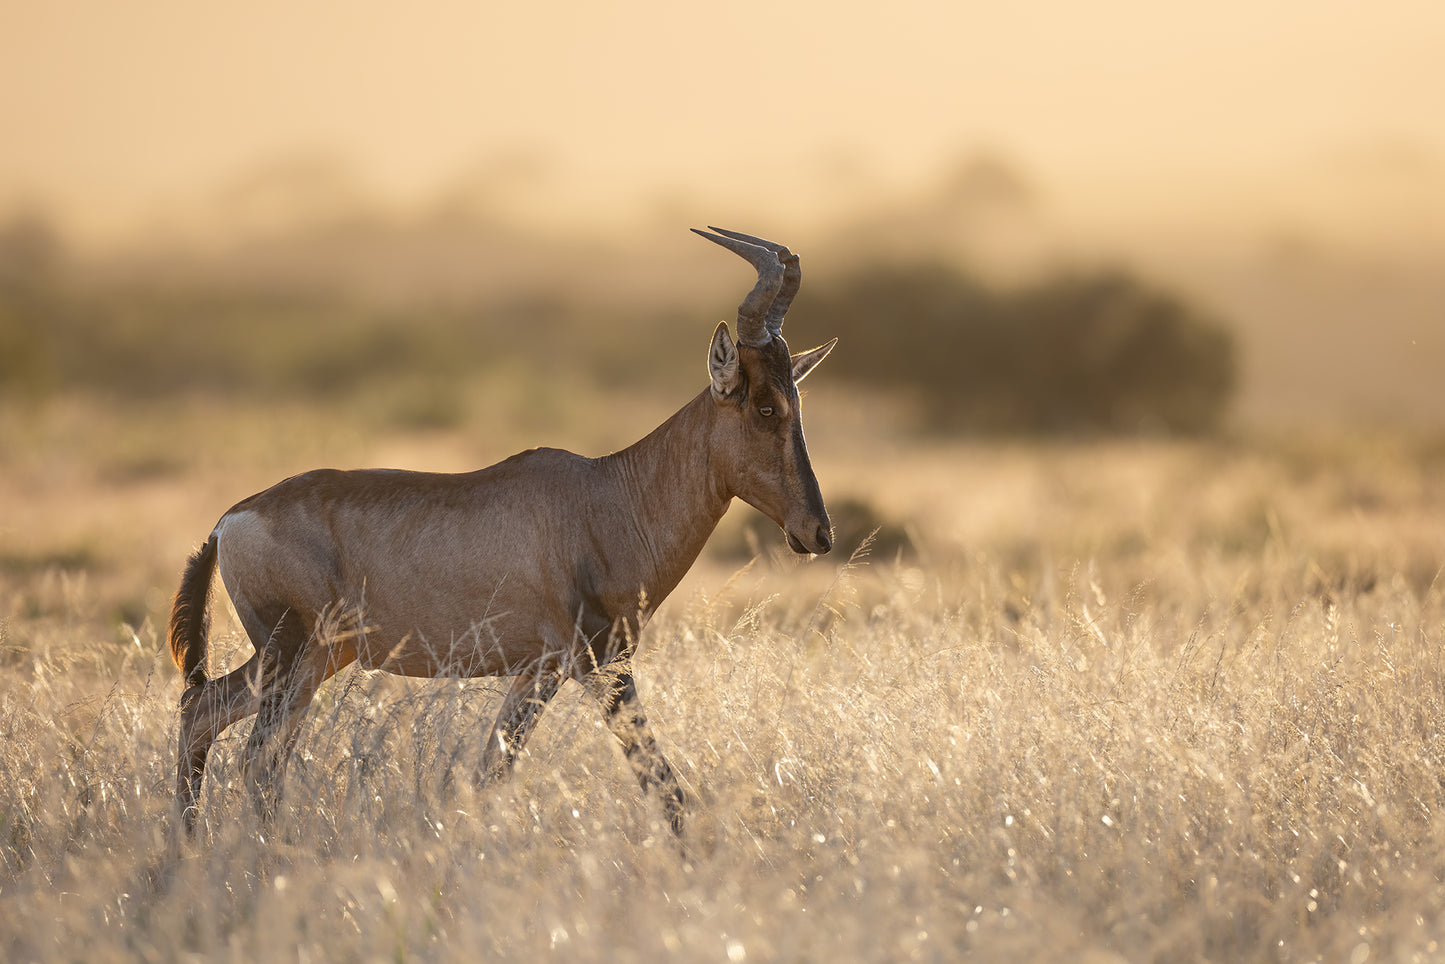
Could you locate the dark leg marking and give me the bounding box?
[476,668,566,786]
[585,666,685,836]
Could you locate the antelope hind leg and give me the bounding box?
[238,615,353,821]
[176,654,263,835]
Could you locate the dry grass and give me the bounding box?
[3,395,1445,962]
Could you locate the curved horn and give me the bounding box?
[692,227,784,347]
[704,227,800,342]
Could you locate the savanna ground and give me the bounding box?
[3,384,1445,963]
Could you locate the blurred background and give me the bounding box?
[2,0,1442,431]
[2,1,1445,638]
[7,9,1445,952]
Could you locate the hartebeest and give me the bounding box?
[168,227,836,836]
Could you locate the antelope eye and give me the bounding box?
[759,406,774,417]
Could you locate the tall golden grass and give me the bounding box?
[2,394,1444,961]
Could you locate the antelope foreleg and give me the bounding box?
[475,669,565,788]
[585,667,685,836]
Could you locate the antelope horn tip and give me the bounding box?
[694,224,795,347]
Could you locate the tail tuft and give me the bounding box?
[168,535,218,688]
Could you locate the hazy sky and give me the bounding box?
[4,1,1443,240]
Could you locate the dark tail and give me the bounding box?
[168,534,218,689]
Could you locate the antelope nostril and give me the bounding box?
[815,525,833,554]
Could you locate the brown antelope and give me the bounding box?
[167,227,836,837]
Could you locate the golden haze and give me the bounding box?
[3,2,1444,426]
[3,6,1445,956]
[0,2,1441,241]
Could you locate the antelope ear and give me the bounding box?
[791,337,837,384]
[708,322,741,399]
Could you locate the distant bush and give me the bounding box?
[791,264,1237,435]
[0,215,619,406]
[0,213,1234,438]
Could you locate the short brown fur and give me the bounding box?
[168,228,837,837]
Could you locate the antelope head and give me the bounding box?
[694,227,837,555]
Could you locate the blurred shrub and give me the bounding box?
[0,216,64,396]
[0,213,1235,439]
[791,264,1237,435]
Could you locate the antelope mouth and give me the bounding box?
[786,524,833,556]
